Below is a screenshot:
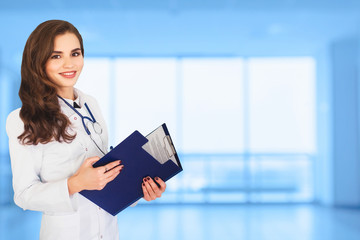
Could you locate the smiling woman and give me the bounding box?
[18,20,85,145]
[5,20,166,240]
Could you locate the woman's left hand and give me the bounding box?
[142,176,166,201]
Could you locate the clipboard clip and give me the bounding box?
[163,135,176,159]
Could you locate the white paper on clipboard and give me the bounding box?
[142,125,178,166]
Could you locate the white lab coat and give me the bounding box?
[6,89,119,240]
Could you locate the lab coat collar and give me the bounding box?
[58,88,85,117]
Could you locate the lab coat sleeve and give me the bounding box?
[6,109,76,213]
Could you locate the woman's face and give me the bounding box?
[45,32,84,96]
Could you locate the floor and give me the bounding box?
[1,203,360,240]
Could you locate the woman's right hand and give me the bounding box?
[67,156,123,195]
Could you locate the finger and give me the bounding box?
[143,177,157,199]
[146,177,160,192]
[105,169,121,183]
[104,165,123,178]
[146,177,162,198]
[142,182,151,201]
[144,177,156,191]
[86,156,100,166]
[154,177,166,192]
[104,160,122,172]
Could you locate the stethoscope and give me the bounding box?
[57,95,106,155]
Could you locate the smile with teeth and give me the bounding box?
[60,71,76,78]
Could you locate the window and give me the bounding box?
[77,56,316,203]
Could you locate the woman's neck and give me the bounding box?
[57,88,75,100]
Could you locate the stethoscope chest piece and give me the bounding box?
[93,122,103,134]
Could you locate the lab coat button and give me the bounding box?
[100,235,103,239]
[85,148,88,151]
[74,117,77,120]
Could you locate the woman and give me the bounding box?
[6,20,166,240]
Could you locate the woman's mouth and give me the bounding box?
[59,71,77,78]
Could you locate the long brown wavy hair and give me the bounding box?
[18,20,84,145]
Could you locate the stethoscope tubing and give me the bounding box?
[57,95,105,155]
[58,96,96,135]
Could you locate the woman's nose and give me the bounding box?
[63,57,74,68]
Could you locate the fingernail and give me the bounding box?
[155,177,159,180]
[142,183,145,186]
[144,178,147,182]
[146,177,150,180]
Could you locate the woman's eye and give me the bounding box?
[73,52,81,57]
[51,55,60,59]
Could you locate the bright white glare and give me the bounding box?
[114,58,177,144]
[248,57,316,153]
[181,58,244,153]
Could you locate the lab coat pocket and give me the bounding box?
[41,212,80,240]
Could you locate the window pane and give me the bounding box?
[248,57,316,153]
[181,58,244,153]
[114,58,177,144]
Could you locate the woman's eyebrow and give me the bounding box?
[71,48,81,52]
[51,48,81,54]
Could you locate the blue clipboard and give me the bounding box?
[80,124,182,216]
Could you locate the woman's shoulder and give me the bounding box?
[76,88,99,106]
[6,108,23,138]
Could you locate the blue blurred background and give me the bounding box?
[1,1,360,240]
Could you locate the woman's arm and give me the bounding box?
[6,109,122,213]
[8,134,74,212]
[7,109,73,212]
[67,157,123,195]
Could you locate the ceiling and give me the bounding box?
[1,0,359,11]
